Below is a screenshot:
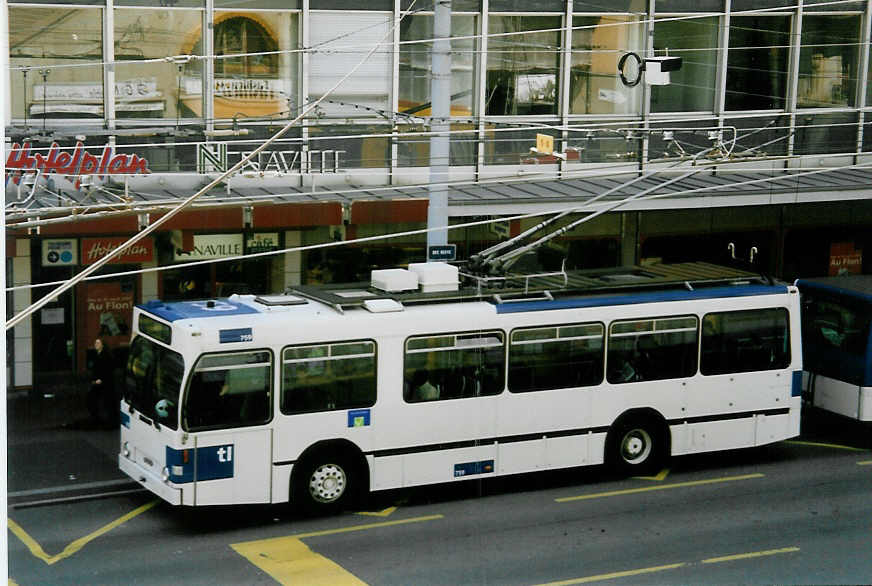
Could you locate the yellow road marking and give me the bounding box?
[702,546,800,564]
[8,499,158,565]
[232,536,366,585]
[857,460,872,466]
[355,506,398,517]
[786,440,866,452]
[635,468,670,481]
[555,473,764,502]
[537,547,799,585]
[536,563,686,585]
[231,514,443,585]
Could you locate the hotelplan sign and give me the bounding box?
[197,142,345,175]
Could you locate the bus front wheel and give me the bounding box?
[606,417,666,476]
[293,451,356,515]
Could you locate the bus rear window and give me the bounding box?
[139,314,172,345]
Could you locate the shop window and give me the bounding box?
[486,16,561,116]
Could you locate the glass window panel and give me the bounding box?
[485,123,561,165]
[651,17,718,113]
[573,0,647,11]
[509,323,604,392]
[492,0,563,11]
[794,112,858,155]
[646,118,719,160]
[607,316,698,383]
[399,15,477,119]
[116,0,202,7]
[730,0,795,8]
[207,12,298,123]
[725,16,790,111]
[404,331,505,401]
[309,12,391,118]
[864,116,872,154]
[9,7,104,122]
[281,340,376,414]
[486,16,561,116]
[114,136,198,173]
[701,308,790,375]
[723,115,790,158]
[308,124,390,169]
[284,345,329,361]
[797,15,860,108]
[513,328,558,343]
[396,123,478,167]
[216,0,300,7]
[185,351,272,429]
[566,121,642,163]
[112,9,202,122]
[570,16,643,115]
[653,0,722,10]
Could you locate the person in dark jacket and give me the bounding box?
[87,338,117,425]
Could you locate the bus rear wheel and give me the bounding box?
[293,451,356,515]
[606,417,666,476]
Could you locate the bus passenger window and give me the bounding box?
[607,316,698,384]
[281,341,376,415]
[404,331,505,403]
[184,351,272,431]
[508,323,604,393]
[701,308,789,375]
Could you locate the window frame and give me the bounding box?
[606,314,700,384]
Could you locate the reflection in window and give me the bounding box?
[113,9,202,121]
[798,15,860,108]
[185,351,272,430]
[725,16,790,111]
[486,16,561,115]
[794,112,858,155]
[404,332,505,402]
[9,7,104,120]
[607,316,698,384]
[570,16,642,115]
[399,15,477,117]
[651,17,718,113]
[701,309,790,376]
[281,341,376,414]
[509,323,604,392]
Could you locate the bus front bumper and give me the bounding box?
[119,454,182,505]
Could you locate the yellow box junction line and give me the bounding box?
[231,514,443,585]
[8,500,158,565]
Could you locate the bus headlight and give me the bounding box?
[122,441,131,458]
[161,467,171,483]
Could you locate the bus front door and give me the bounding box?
[192,428,272,505]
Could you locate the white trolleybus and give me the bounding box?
[120,261,802,512]
[796,275,872,422]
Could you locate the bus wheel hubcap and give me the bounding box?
[309,464,346,503]
[621,429,652,464]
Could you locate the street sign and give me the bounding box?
[428,244,456,261]
[536,133,554,155]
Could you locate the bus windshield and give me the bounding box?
[124,335,185,429]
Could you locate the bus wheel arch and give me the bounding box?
[291,439,369,515]
[605,408,670,476]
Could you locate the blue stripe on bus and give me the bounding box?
[795,279,872,303]
[166,444,234,484]
[494,284,788,314]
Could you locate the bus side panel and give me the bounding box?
[676,417,756,455]
[812,375,862,419]
[860,387,872,421]
[498,439,545,476]
[402,445,497,487]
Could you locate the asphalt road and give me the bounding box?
[8,411,872,585]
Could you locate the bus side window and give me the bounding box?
[701,308,789,376]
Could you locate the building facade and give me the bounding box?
[4,0,872,392]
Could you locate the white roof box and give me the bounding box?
[371,268,418,292]
[408,262,459,293]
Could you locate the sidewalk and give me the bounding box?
[7,380,137,507]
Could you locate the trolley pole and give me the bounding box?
[427,0,451,260]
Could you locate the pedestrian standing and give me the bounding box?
[87,338,117,426]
